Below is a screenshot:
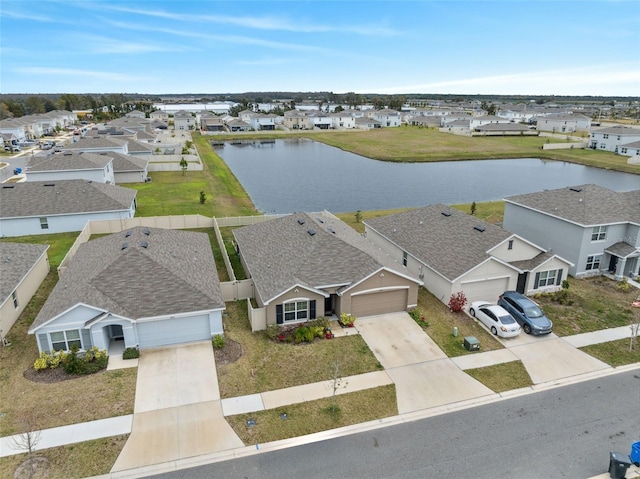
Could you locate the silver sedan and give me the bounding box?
[469,301,521,338]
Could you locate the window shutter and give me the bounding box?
[310,300,316,319]
[556,269,563,286]
[534,272,540,289]
[276,304,283,324]
[38,333,50,354]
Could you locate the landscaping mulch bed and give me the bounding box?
[23,367,100,384]
[213,338,243,366]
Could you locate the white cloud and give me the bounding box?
[77,35,195,54]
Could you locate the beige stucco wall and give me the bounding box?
[0,252,50,335]
[490,237,542,262]
[265,287,326,327]
[526,257,571,294]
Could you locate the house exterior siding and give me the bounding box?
[341,269,418,313]
[265,287,326,327]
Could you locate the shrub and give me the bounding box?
[561,279,570,290]
[212,334,225,349]
[266,324,281,341]
[34,353,48,371]
[617,278,631,292]
[448,291,468,313]
[62,346,83,375]
[293,326,315,344]
[550,288,573,305]
[340,312,356,327]
[409,307,429,328]
[123,347,140,360]
[307,317,330,331]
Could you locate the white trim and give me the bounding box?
[350,285,409,297]
[135,308,224,323]
[339,266,421,296]
[263,283,328,306]
[460,274,511,286]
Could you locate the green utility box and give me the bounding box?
[463,336,480,351]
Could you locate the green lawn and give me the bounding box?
[465,361,533,393]
[580,338,640,367]
[0,232,79,268]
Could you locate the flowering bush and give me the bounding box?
[448,291,468,313]
[33,346,107,375]
[339,312,356,327]
[33,350,68,371]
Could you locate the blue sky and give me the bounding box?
[1,0,639,96]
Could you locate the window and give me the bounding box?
[621,148,628,154]
[402,251,408,267]
[591,225,608,241]
[508,239,514,250]
[284,301,308,322]
[39,217,49,230]
[600,143,606,149]
[537,270,557,287]
[50,330,82,351]
[586,254,602,271]
[603,134,609,139]
[12,291,18,308]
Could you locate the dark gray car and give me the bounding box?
[497,291,553,335]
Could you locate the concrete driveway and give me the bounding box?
[356,313,494,414]
[112,342,243,472]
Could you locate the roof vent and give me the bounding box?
[140,241,148,249]
[327,227,336,234]
[307,229,316,236]
[2,185,15,189]
[63,151,72,156]
[121,242,129,250]
[297,218,305,225]
[142,228,150,236]
[44,183,55,187]
[569,187,582,192]
[125,230,132,238]
[474,225,486,232]
[316,218,324,224]
[441,211,451,217]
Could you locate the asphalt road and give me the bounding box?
[152,369,640,479]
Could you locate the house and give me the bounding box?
[0,242,50,336]
[617,140,640,162]
[233,212,421,329]
[504,185,640,279]
[150,111,169,121]
[26,151,116,184]
[28,227,225,353]
[468,115,512,130]
[106,152,150,183]
[535,113,591,133]
[173,111,195,131]
[329,111,356,129]
[0,180,137,237]
[64,137,129,155]
[473,123,537,137]
[125,110,146,119]
[366,109,402,127]
[588,125,640,152]
[355,117,381,130]
[364,205,572,305]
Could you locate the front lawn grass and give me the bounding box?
[227,385,397,445]
[0,435,128,479]
[0,270,137,436]
[465,361,533,393]
[533,276,638,336]
[580,338,640,367]
[417,287,503,357]
[217,301,383,398]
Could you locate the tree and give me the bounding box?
[355,210,363,223]
[326,362,348,413]
[199,191,207,204]
[179,157,188,175]
[470,201,477,215]
[9,413,42,478]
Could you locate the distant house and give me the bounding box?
[588,125,640,152]
[174,111,195,131]
[125,110,146,119]
[0,180,137,237]
[367,109,402,127]
[617,140,640,162]
[150,111,169,121]
[233,212,421,329]
[0,242,50,336]
[355,117,381,130]
[64,137,129,155]
[26,151,116,184]
[535,113,591,133]
[329,111,356,129]
[473,123,537,136]
[504,185,640,279]
[107,152,150,183]
[364,205,572,305]
[29,227,225,353]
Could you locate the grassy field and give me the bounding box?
[216,301,385,398]
[580,338,640,367]
[465,361,533,393]
[227,385,397,445]
[533,276,638,336]
[0,435,129,479]
[127,132,258,217]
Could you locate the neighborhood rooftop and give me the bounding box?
[364,204,512,281]
[0,179,137,218]
[504,184,640,226]
[27,151,113,172]
[0,242,49,305]
[30,227,224,331]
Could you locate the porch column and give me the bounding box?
[615,258,627,280]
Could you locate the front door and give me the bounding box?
[110,324,124,340]
[516,273,528,293]
[608,255,618,274]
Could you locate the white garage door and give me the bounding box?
[351,289,408,318]
[137,316,211,349]
[460,277,510,304]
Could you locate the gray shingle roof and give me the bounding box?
[0,180,136,218]
[64,137,123,150]
[30,227,223,330]
[364,205,511,281]
[605,241,639,258]
[592,125,640,136]
[0,242,49,305]
[475,123,531,131]
[233,213,410,304]
[505,185,640,226]
[104,152,149,173]
[27,151,112,172]
[509,250,555,272]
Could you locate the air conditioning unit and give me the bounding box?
[463,336,480,351]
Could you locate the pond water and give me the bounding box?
[212,138,639,214]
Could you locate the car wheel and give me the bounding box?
[491,326,498,336]
[523,324,532,334]
[470,308,476,317]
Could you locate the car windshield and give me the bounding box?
[499,315,516,324]
[524,306,543,318]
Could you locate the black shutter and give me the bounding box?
[556,269,563,286]
[310,300,316,319]
[534,272,540,289]
[276,304,283,324]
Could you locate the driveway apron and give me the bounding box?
[356,313,494,414]
[112,342,243,472]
